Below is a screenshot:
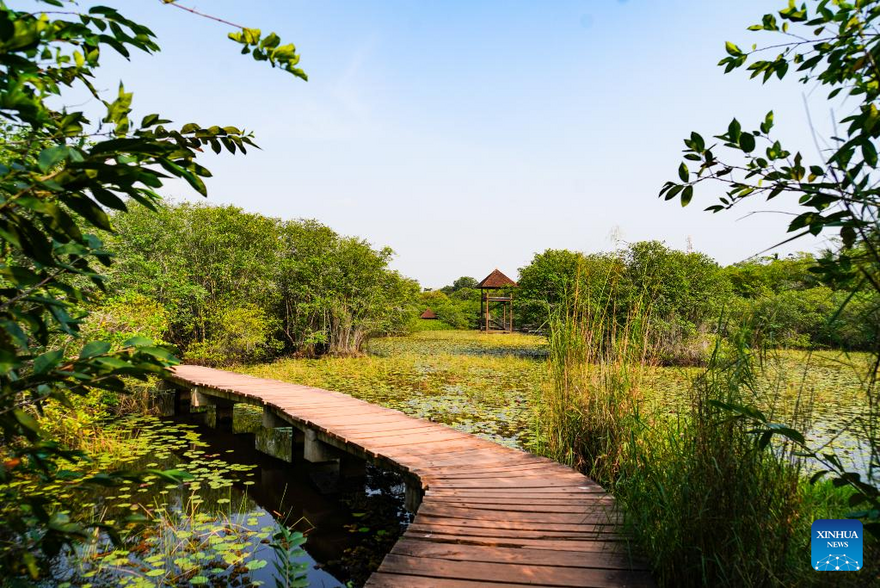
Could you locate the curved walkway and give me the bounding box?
[171,365,653,588]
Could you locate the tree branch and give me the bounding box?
[159,1,246,30]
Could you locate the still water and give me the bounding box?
[47,406,410,587]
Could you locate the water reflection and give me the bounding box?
[46,408,409,588]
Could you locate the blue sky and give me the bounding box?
[86,1,834,287]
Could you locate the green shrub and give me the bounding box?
[417,291,474,329]
[82,293,171,348]
[518,242,729,363]
[108,203,420,361]
[185,305,283,366]
[407,317,455,332]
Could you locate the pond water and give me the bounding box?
[642,350,876,478]
[246,331,876,482]
[44,408,411,588]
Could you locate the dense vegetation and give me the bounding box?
[418,241,879,372]
[3,0,880,586]
[536,1,880,585]
[515,244,879,359]
[417,277,481,329]
[104,202,418,363]
[0,0,311,582]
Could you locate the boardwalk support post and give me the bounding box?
[175,387,191,416]
[191,389,234,428]
[262,407,286,429]
[256,407,298,463]
[405,481,423,513]
[303,428,341,465]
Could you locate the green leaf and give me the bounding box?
[90,187,128,212]
[137,346,177,362]
[95,357,130,369]
[158,160,207,196]
[678,163,689,182]
[739,132,756,153]
[13,409,41,435]
[728,118,742,142]
[0,266,42,287]
[809,470,828,484]
[725,41,742,56]
[80,341,111,359]
[766,423,805,445]
[862,140,877,167]
[123,336,153,348]
[38,146,69,173]
[246,559,268,571]
[34,349,64,374]
[760,111,774,134]
[681,185,694,207]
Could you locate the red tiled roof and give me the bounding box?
[478,269,517,289]
[420,308,438,319]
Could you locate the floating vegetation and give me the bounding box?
[246,333,545,449]
[367,330,549,358]
[245,331,875,473]
[0,416,332,587]
[640,350,872,475]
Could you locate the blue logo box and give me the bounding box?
[811,519,863,572]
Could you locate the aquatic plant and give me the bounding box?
[0,415,316,586]
[267,524,309,588]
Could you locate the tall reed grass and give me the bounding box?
[540,280,649,485]
[537,284,865,585]
[618,335,809,585]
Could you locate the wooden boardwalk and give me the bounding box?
[171,365,654,588]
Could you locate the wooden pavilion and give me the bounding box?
[420,308,437,320]
[478,269,517,333]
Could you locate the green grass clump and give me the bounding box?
[619,343,808,585]
[538,291,877,586]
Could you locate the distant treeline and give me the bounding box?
[423,242,879,363]
[91,203,877,366]
[93,203,418,365]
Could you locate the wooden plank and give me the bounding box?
[420,500,615,514]
[402,533,632,552]
[367,432,473,449]
[429,469,588,481]
[417,504,621,524]
[430,478,597,490]
[425,461,569,475]
[426,494,614,505]
[305,413,415,426]
[407,520,620,537]
[339,428,446,439]
[335,422,441,434]
[425,487,606,497]
[376,554,653,588]
[390,541,649,570]
[366,572,524,587]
